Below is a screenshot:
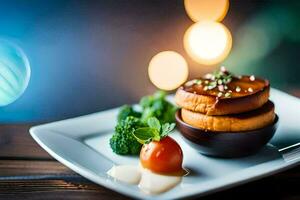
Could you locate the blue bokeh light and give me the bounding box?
[0,40,30,106]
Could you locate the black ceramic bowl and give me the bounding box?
[175,109,279,158]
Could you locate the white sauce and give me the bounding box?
[107,165,141,184]
[139,167,182,194]
[107,165,182,194]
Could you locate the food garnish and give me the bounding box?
[139,135,183,175]
[108,104,184,195]
[139,91,177,124]
[110,116,143,155]
[184,67,237,98]
[132,117,183,175]
[110,91,177,155]
[133,117,175,144]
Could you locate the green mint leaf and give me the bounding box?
[152,130,161,141]
[161,123,176,137]
[147,117,161,132]
[133,127,153,140]
[133,127,160,144]
[140,107,154,123]
[161,124,169,135]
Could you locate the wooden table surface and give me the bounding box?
[0,91,299,199]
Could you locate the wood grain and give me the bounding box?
[0,124,52,159]
[0,180,130,200]
[0,160,73,176]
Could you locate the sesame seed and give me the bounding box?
[204,86,208,91]
[224,85,228,90]
[236,86,241,92]
[250,75,255,81]
[204,80,209,84]
[225,92,231,98]
[217,79,223,85]
[208,85,215,90]
[228,90,232,93]
[185,80,195,87]
[195,79,202,85]
[248,87,253,92]
[217,92,223,97]
[218,85,224,92]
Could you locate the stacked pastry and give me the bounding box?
[175,67,275,132]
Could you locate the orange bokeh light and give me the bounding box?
[184,0,229,22]
[148,51,188,90]
[184,21,232,65]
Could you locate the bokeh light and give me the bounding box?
[148,51,188,91]
[184,0,229,22]
[184,21,232,65]
[0,40,30,106]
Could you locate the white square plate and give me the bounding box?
[30,88,300,200]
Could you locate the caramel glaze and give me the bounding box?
[183,76,269,99]
[175,76,270,115]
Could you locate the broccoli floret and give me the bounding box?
[109,116,143,155]
[140,91,177,124]
[110,91,177,155]
[117,105,141,122]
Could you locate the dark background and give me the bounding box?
[0,0,299,122]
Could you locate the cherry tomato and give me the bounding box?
[140,136,183,174]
